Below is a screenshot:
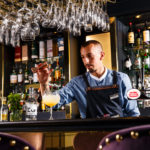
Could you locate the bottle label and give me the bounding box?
[144,58,149,65]
[125,60,132,68]
[10,75,17,84]
[15,47,21,62]
[128,32,134,44]
[39,41,45,60]
[47,40,53,58]
[22,45,28,62]
[26,103,37,116]
[18,74,23,83]
[33,73,38,83]
[136,38,141,46]
[1,113,8,121]
[143,30,150,42]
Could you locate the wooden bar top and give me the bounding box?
[0,117,150,132]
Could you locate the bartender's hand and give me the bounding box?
[31,62,51,95]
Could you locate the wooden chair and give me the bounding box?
[73,131,110,150]
[0,132,36,150]
[97,124,150,150]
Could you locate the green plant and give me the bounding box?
[7,93,22,112]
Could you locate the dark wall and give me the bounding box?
[108,0,150,17]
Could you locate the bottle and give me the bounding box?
[1,97,8,122]
[10,65,17,85]
[143,49,150,73]
[31,41,38,60]
[143,21,150,44]
[138,77,142,90]
[133,51,142,70]
[14,46,22,63]
[17,65,23,83]
[136,29,141,47]
[124,55,132,70]
[25,87,38,121]
[57,37,64,56]
[54,59,61,82]
[33,64,38,83]
[22,44,29,63]
[47,39,53,60]
[24,64,29,84]
[39,41,45,62]
[128,22,134,47]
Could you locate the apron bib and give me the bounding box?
[83,71,123,118]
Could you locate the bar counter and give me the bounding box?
[0,117,150,132]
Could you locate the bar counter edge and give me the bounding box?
[0,117,149,132]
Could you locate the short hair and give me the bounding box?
[81,40,103,51]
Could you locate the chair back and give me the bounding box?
[0,132,36,150]
[73,132,109,150]
[97,124,150,150]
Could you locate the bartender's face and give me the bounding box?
[80,44,105,73]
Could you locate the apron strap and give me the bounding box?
[83,73,90,87]
[113,71,117,85]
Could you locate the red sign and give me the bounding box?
[127,89,141,100]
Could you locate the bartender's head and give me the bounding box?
[80,40,105,74]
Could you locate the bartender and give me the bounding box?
[35,40,140,119]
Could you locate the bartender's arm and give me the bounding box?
[119,73,140,117]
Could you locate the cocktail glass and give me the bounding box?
[42,91,60,120]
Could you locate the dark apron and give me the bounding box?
[83,71,123,118]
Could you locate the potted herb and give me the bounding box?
[7,93,23,121]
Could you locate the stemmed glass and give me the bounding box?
[42,90,60,120]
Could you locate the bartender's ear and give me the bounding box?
[100,51,105,60]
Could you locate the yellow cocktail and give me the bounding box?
[42,94,60,107]
[42,92,60,120]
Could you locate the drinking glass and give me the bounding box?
[42,91,60,120]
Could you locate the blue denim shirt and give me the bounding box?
[56,69,140,118]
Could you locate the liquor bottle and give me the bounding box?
[0,97,8,122]
[24,64,29,84]
[143,49,150,72]
[136,29,141,47]
[39,41,45,62]
[33,64,38,83]
[53,39,58,57]
[10,65,17,85]
[143,21,150,44]
[54,59,61,82]
[133,51,142,70]
[124,55,132,70]
[138,77,142,90]
[25,87,38,121]
[31,41,38,60]
[22,44,29,63]
[47,39,53,59]
[128,22,134,47]
[17,65,23,83]
[57,37,64,56]
[14,46,22,63]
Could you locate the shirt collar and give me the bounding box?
[89,67,108,81]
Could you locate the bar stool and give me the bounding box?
[97,124,150,150]
[0,132,36,150]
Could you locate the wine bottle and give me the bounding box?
[133,51,142,70]
[143,48,150,73]
[136,29,141,47]
[128,22,134,47]
[143,21,150,44]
